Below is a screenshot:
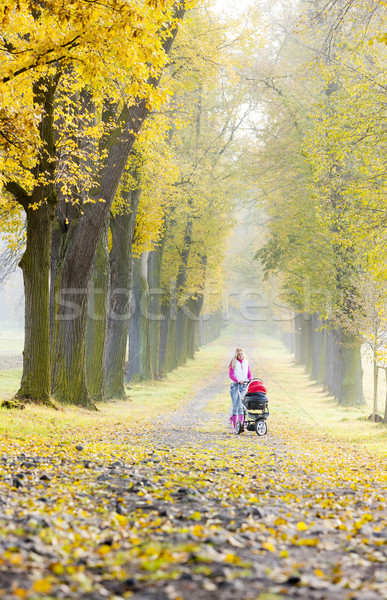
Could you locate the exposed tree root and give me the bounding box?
[1,395,62,411]
[367,413,384,423]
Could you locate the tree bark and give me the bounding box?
[305,316,314,375]
[294,313,302,363]
[17,203,56,404]
[165,302,178,372]
[299,313,312,368]
[126,256,141,382]
[317,325,327,385]
[337,329,365,406]
[51,270,96,408]
[324,326,341,398]
[176,309,188,365]
[148,244,165,378]
[6,75,59,405]
[186,295,204,358]
[158,300,171,376]
[126,254,153,381]
[105,185,140,398]
[372,354,378,419]
[209,311,222,341]
[138,252,153,380]
[86,222,109,402]
[175,216,193,364]
[311,314,321,381]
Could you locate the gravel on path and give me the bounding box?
[0,336,385,600]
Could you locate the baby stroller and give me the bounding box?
[235,379,269,436]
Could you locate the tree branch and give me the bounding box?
[4,181,30,209]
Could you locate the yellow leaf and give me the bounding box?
[192,524,204,537]
[224,553,241,564]
[297,522,308,531]
[361,514,373,523]
[13,589,28,599]
[262,542,276,553]
[115,513,128,526]
[49,562,65,575]
[33,579,52,593]
[4,552,23,566]
[297,538,319,546]
[190,511,201,521]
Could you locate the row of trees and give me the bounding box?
[0,1,255,408]
[247,0,387,419]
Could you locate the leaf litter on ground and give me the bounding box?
[0,356,386,600]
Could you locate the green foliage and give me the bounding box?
[249,0,387,329]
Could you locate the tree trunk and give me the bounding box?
[158,300,171,376]
[17,204,55,404]
[174,215,193,365]
[317,325,327,385]
[138,252,153,380]
[6,75,59,405]
[294,313,302,363]
[176,308,188,365]
[126,254,153,381]
[383,368,387,423]
[86,222,109,402]
[305,316,314,375]
[372,355,378,419]
[165,303,178,372]
[337,329,365,406]
[51,268,96,408]
[324,326,341,399]
[311,314,321,381]
[288,328,295,354]
[299,313,311,368]
[282,326,295,354]
[126,256,141,382]
[105,184,140,398]
[203,311,222,343]
[148,245,164,378]
[186,295,204,358]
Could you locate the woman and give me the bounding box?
[229,347,251,432]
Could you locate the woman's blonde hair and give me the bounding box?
[231,347,245,370]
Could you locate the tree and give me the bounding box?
[0,0,188,407]
[107,4,258,389]
[337,273,387,419]
[246,0,379,405]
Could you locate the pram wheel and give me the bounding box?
[235,420,242,435]
[255,419,267,436]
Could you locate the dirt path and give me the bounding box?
[0,338,386,600]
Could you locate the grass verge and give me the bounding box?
[0,325,385,458]
[0,330,233,442]
[204,328,387,458]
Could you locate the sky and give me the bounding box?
[214,0,255,15]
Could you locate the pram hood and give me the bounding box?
[245,379,267,395]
